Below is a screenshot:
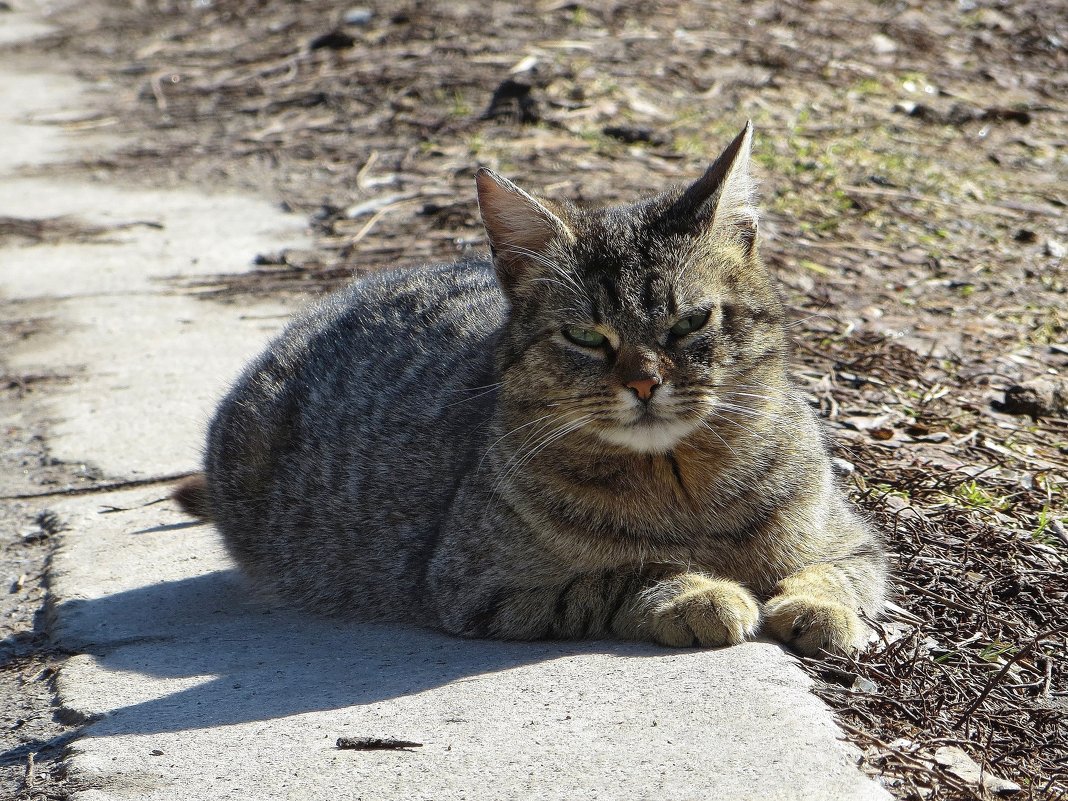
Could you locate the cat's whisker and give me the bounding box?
[698,420,739,457]
[503,246,593,304]
[509,415,594,476]
[478,411,571,471]
[497,411,580,460]
[489,422,573,491]
[550,263,593,301]
[544,399,614,412]
[724,377,782,389]
[670,395,772,430]
[676,395,776,417]
[443,386,502,407]
[447,382,503,394]
[670,390,777,421]
[705,409,763,440]
[530,269,590,301]
[493,414,594,494]
[503,243,559,273]
[727,391,774,403]
[510,411,582,455]
[784,307,834,329]
[540,392,618,408]
[529,277,583,297]
[726,388,777,401]
[729,377,788,394]
[713,401,779,421]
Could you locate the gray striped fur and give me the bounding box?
[187,126,887,655]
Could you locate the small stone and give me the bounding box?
[1045,239,1066,259]
[602,125,667,146]
[934,745,981,780]
[894,101,935,121]
[899,246,930,265]
[309,30,355,51]
[20,528,48,544]
[934,746,1021,795]
[850,675,878,693]
[342,7,373,26]
[841,414,892,432]
[912,431,950,443]
[869,33,898,54]
[831,457,855,477]
[995,378,1068,419]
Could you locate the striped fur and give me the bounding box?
[187,125,886,655]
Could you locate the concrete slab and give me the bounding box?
[0,76,305,480]
[47,488,887,801]
[0,0,61,47]
[4,271,293,478]
[1,3,890,800]
[0,45,108,172]
[0,178,310,298]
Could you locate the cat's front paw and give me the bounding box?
[763,593,864,656]
[643,575,760,648]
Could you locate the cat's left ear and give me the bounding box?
[474,168,574,294]
[676,121,759,256]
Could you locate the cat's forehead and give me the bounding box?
[564,198,733,316]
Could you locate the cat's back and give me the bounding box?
[215,257,503,429]
[203,260,505,616]
[269,258,502,384]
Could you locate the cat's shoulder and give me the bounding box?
[287,258,500,329]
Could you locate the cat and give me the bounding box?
[174,122,887,656]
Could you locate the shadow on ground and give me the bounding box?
[45,569,672,740]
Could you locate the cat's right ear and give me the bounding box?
[475,168,573,293]
[671,122,759,258]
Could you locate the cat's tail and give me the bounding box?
[173,473,212,521]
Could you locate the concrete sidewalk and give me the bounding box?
[1,6,888,800]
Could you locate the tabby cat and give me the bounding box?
[175,123,887,656]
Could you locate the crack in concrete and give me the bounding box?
[0,473,193,502]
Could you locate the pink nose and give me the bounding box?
[626,376,661,401]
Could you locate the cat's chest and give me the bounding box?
[538,451,749,536]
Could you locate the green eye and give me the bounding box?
[670,311,711,337]
[563,326,607,347]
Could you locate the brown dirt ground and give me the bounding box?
[2,1,1066,799]
[0,314,100,800]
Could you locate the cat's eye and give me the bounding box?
[669,311,711,337]
[563,326,607,348]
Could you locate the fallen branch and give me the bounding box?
[336,737,423,752]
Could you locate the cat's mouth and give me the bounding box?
[595,411,701,454]
[631,408,680,432]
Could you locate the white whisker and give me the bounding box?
[478,411,567,472]
[443,386,502,407]
[493,413,594,494]
[706,410,762,440]
[699,420,739,456]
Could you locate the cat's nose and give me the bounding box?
[626,376,662,401]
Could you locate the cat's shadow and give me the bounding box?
[51,569,670,739]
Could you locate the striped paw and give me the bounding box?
[643,575,761,648]
[763,593,865,656]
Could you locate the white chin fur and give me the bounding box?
[595,418,699,454]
